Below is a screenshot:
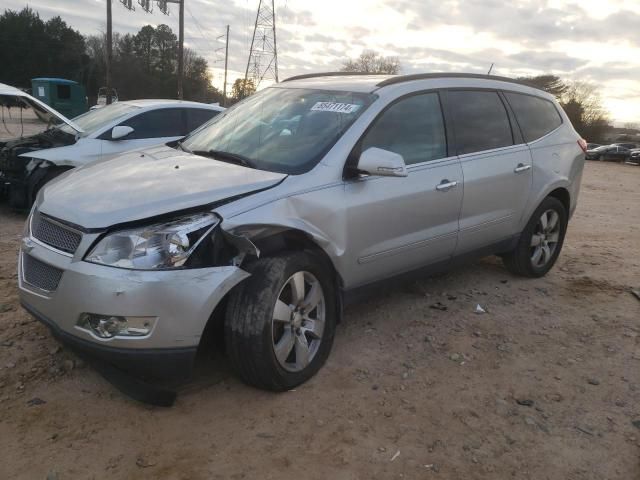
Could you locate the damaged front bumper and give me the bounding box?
[18,238,250,389]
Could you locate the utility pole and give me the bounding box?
[106,0,113,104]
[177,0,184,99]
[223,25,229,106]
[158,0,185,99]
[244,0,278,97]
[111,1,183,100]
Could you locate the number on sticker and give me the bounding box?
[311,102,361,114]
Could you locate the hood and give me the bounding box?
[38,145,287,229]
[0,82,82,134]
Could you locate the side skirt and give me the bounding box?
[342,235,519,307]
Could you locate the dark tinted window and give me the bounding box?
[121,108,186,139]
[187,108,219,132]
[57,85,71,99]
[505,92,562,143]
[449,90,513,155]
[360,92,447,165]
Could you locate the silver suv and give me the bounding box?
[18,73,586,397]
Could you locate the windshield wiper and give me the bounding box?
[193,149,256,169]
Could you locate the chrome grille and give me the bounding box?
[31,212,82,254]
[22,254,64,292]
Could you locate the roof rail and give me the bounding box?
[280,71,544,92]
[375,72,542,90]
[281,71,387,83]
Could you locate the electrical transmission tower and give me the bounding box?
[244,0,278,94]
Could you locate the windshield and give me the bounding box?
[182,87,376,174]
[58,103,139,137]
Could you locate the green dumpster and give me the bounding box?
[31,78,88,118]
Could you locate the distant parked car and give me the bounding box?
[629,148,640,164]
[612,142,637,150]
[585,145,631,162]
[1,95,224,208]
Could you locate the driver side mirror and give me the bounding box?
[111,125,134,140]
[357,147,408,177]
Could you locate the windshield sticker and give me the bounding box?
[311,102,361,114]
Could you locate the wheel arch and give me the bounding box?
[546,187,570,215]
[198,225,345,354]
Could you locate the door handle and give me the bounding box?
[436,180,458,192]
[514,163,531,173]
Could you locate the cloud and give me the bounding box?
[1,0,639,122]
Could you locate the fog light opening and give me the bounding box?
[78,314,155,339]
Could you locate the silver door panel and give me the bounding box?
[456,145,532,254]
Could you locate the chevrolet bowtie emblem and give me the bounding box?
[22,237,35,252]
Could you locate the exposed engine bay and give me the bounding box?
[1,94,77,208]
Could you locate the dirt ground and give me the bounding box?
[0,161,639,479]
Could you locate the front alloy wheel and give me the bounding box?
[225,252,336,391]
[272,271,325,372]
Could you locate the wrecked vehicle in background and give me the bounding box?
[18,73,585,404]
[1,82,83,207]
[1,83,224,209]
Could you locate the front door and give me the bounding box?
[342,92,463,288]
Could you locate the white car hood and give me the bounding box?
[37,145,287,229]
[0,82,82,133]
[20,140,87,166]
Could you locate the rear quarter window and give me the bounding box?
[504,92,562,143]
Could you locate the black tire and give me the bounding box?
[224,251,337,391]
[598,155,605,161]
[503,197,568,278]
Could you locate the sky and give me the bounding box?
[4,0,640,124]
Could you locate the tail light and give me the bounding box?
[577,138,588,153]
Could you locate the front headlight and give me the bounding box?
[85,212,220,269]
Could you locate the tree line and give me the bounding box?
[0,7,252,105]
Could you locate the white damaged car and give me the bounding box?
[1,82,223,208]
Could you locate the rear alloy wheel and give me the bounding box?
[503,196,567,277]
[225,252,336,391]
[530,209,561,269]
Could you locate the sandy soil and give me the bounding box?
[0,161,639,479]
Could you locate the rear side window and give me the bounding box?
[187,108,219,133]
[449,90,513,155]
[360,92,447,165]
[505,92,562,143]
[121,108,186,139]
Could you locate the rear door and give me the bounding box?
[342,91,463,287]
[446,89,532,254]
[99,107,188,159]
